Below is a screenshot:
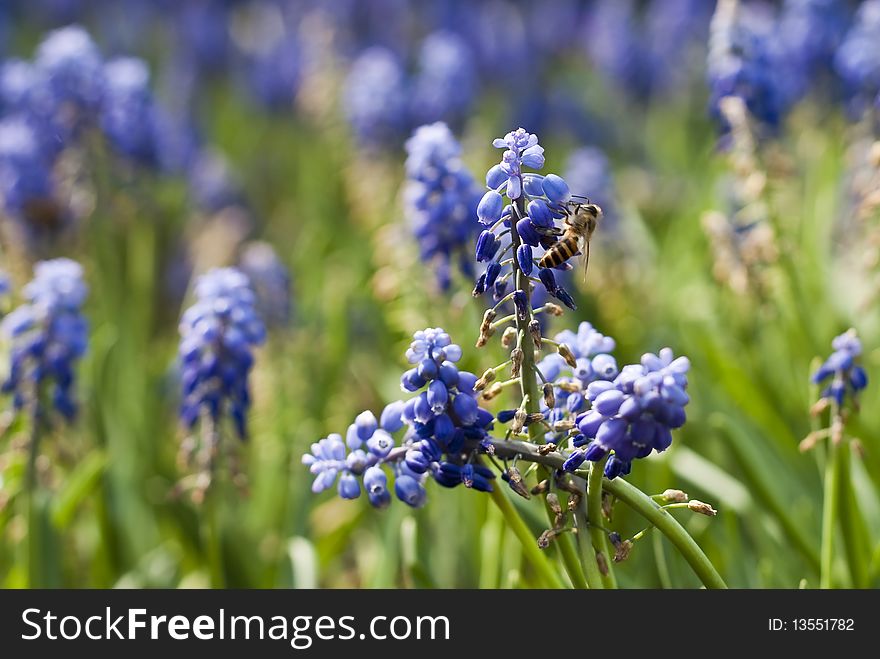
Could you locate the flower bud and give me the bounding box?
[688,500,717,516]
[481,382,504,401]
[477,190,504,225]
[527,319,542,350]
[511,408,527,433]
[504,467,531,499]
[558,343,577,368]
[510,347,524,378]
[501,326,517,348]
[661,489,689,503]
[542,382,555,408]
[513,289,528,320]
[474,367,496,391]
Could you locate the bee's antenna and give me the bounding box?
[570,194,591,203]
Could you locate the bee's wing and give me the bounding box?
[580,235,591,283]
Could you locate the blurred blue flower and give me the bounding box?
[410,31,475,127]
[100,57,159,167]
[34,25,105,132]
[644,0,715,97]
[186,148,245,213]
[564,147,618,230]
[707,0,787,139]
[779,0,852,98]
[404,122,480,290]
[1,59,38,115]
[175,0,233,78]
[243,33,301,111]
[343,47,408,148]
[585,0,653,101]
[811,329,868,406]
[835,0,880,116]
[0,115,62,244]
[178,267,266,439]
[459,0,532,83]
[1,258,88,421]
[238,241,293,329]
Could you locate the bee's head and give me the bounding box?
[568,201,602,231]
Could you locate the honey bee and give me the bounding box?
[538,198,601,280]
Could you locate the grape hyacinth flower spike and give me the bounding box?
[1,258,88,496]
[1,258,88,425]
[465,126,722,589]
[571,348,690,479]
[807,329,871,589]
[473,127,588,328]
[403,122,481,290]
[177,267,265,499]
[302,328,496,509]
[300,126,724,589]
[803,329,869,449]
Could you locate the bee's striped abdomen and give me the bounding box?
[539,234,579,268]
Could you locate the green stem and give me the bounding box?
[201,414,225,588]
[26,404,42,589]
[574,505,605,589]
[507,192,587,590]
[837,442,868,588]
[509,197,541,445]
[485,438,725,588]
[205,493,225,588]
[820,437,841,588]
[602,477,727,589]
[587,457,617,588]
[652,527,673,589]
[488,487,565,589]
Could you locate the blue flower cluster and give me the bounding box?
[834,0,880,115]
[0,25,170,247]
[473,127,580,309]
[241,32,301,112]
[100,57,161,167]
[535,322,618,443]
[178,268,266,439]
[567,348,691,479]
[811,329,869,407]
[0,258,88,421]
[584,0,714,102]
[184,148,245,214]
[403,122,481,290]
[410,31,476,129]
[343,47,410,148]
[779,0,851,95]
[34,24,105,135]
[707,0,787,139]
[0,116,55,222]
[303,328,496,508]
[343,35,476,148]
